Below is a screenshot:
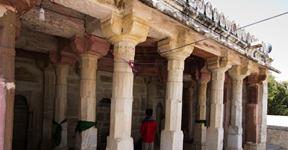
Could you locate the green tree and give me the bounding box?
[268,75,288,116]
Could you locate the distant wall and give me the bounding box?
[267,125,288,149]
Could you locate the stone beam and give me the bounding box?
[38,0,85,20]
[51,0,114,20]
[21,7,84,38]
[16,28,58,53]
[85,16,105,38]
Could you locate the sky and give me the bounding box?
[209,0,288,81]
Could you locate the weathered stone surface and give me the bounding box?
[21,7,84,38]
[227,64,251,150]
[206,57,232,150]
[159,30,194,150]
[267,126,288,149]
[38,0,85,20]
[16,28,57,53]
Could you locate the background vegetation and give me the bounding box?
[268,75,288,116]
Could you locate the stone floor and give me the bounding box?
[267,144,288,150]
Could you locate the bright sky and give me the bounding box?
[210,0,288,81]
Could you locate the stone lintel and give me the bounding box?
[71,35,110,57]
[101,13,150,45]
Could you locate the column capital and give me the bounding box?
[71,35,110,57]
[247,73,267,85]
[207,56,232,72]
[158,29,194,60]
[50,45,77,66]
[101,13,149,45]
[229,61,252,80]
[199,67,211,84]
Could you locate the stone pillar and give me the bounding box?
[0,11,16,150]
[227,65,250,150]
[158,31,194,150]
[194,67,210,150]
[206,57,232,150]
[101,13,149,150]
[72,36,109,150]
[244,73,267,150]
[54,64,69,149]
[258,77,268,149]
[51,49,76,149]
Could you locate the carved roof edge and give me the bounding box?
[140,0,279,72]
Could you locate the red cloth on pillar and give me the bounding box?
[140,118,157,143]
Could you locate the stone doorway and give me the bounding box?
[12,95,29,150]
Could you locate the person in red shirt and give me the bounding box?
[140,109,157,150]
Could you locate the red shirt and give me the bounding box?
[140,118,157,143]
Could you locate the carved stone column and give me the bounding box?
[206,57,232,150]
[244,73,267,150]
[227,64,250,150]
[0,11,16,150]
[158,30,194,150]
[258,73,268,150]
[50,49,76,149]
[72,36,110,150]
[193,67,210,150]
[101,13,149,150]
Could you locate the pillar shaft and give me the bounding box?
[55,64,70,122]
[226,64,251,150]
[206,56,232,150]
[258,80,268,149]
[244,73,266,150]
[106,41,136,150]
[206,68,226,150]
[0,11,16,150]
[227,79,244,150]
[72,35,109,150]
[54,64,70,149]
[157,30,194,150]
[78,53,99,150]
[160,59,185,150]
[101,13,149,150]
[194,70,210,150]
[246,84,259,145]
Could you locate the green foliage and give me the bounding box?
[268,75,288,116]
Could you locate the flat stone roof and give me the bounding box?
[267,115,288,127]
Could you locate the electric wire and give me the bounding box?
[159,8,288,55]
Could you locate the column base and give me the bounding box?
[106,136,133,150]
[206,127,224,150]
[192,144,207,150]
[227,126,243,150]
[76,127,97,150]
[193,124,206,150]
[55,122,68,150]
[160,130,183,150]
[244,142,266,150]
